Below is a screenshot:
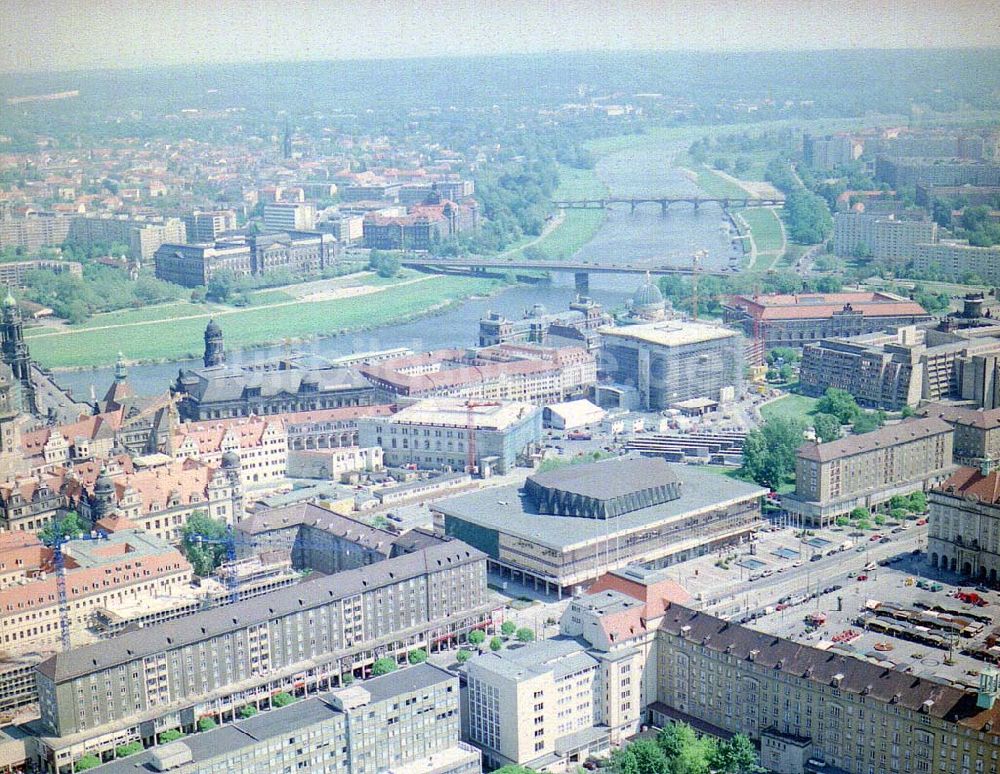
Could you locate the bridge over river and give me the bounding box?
[553,195,784,214]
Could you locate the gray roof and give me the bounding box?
[86,664,454,773]
[470,638,597,682]
[526,457,679,501]
[38,541,484,684]
[797,417,953,463]
[658,604,996,727]
[178,365,371,403]
[238,502,397,554]
[435,463,766,551]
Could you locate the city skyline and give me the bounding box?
[1,0,999,75]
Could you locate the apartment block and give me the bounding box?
[919,404,1000,468]
[31,536,491,770]
[913,241,1000,284]
[782,417,956,526]
[86,664,479,774]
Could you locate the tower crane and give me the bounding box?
[42,523,108,652]
[185,526,259,605]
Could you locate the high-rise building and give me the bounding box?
[183,210,237,243]
[262,202,316,231]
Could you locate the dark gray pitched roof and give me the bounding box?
[37,540,484,684]
[797,417,953,463]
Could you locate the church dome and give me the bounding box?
[2,291,16,309]
[633,274,664,309]
[205,319,222,336]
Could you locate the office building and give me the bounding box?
[433,457,765,594]
[0,528,191,655]
[31,533,492,770]
[782,417,956,526]
[182,210,237,242]
[357,398,542,475]
[71,664,479,774]
[154,231,336,287]
[262,202,316,231]
[599,321,743,410]
[723,291,930,351]
[799,325,1000,410]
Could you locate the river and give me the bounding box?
[54,139,741,398]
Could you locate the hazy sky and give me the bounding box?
[2,0,999,74]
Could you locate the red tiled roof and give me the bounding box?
[937,466,1000,505]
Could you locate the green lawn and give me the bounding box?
[740,208,784,255]
[25,301,228,335]
[32,275,498,369]
[555,163,607,200]
[760,393,819,426]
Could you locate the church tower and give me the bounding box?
[1,291,37,415]
[204,319,225,367]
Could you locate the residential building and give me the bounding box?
[30,535,492,770]
[0,259,82,290]
[653,604,1000,774]
[262,202,316,231]
[599,320,744,410]
[68,215,187,262]
[802,134,858,170]
[782,417,956,526]
[0,213,72,254]
[433,457,765,594]
[182,210,237,242]
[0,528,191,655]
[85,664,478,774]
[919,403,1000,467]
[799,325,1000,410]
[172,415,288,488]
[357,398,542,475]
[916,184,1000,208]
[433,179,475,201]
[723,291,931,352]
[875,157,1000,188]
[912,240,1000,284]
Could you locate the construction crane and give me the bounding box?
[690,249,707,321]
[465,400,500,474]
[42,524,108,652]
[185,526,258,605]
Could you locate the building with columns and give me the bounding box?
[929,465,1000,582]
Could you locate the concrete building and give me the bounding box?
[912,240,1000,284]
[68,215,187,262]
[30,533,492,771]
[0,528,191,655]
[723,291,931,352]
[802,134,858,170]
[81,664,479,774]
[875,157,1000,188]
[357,398,542,475]
[599,321,743,410]
[929,466,1000,582]
[262,202,316,231]
[799,325,1000,410]
[465,639,615,770]
[0,213,72,254]
[433,457,765,594]
[782,417,956,526]
[0,259,82,289]
[182,210,237,242]
[916,184,1000,208]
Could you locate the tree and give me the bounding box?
[516,627,535,643]
[656,722,716,774]
[874,513,887,526]
[489,636,503,651]
[456,649,472,664]
[901,405,915,418]
[372,657,397,676]
[468,629,486,646]
[115,742,144,758]
[811,413,842,443]
[197,717,217,732]
[74,755,102,771]
[341,673,354,685]
[909,491,927,513]
[180,511,230,576]
[711,734,764,773]
[852,410,886,435]
[611,740,670,774]
[408,648,428,664]
[272,692,295,707]
[39,511,86,545]
[816,388,861,425]
[492,767,536,774]
[741,417,804,490]
[158,729,185,743]
[835,516,849,527]
[238,706,258,719]
[501,620,517,637]
[889,509,907,522]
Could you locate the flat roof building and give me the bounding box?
[599,321,743,410]
[433,457,766,594]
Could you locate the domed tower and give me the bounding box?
[220,450,243,524]
[631,272,666,321]
[0,291,37,415]
[91,465,116,523]
[204,319,225,368]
